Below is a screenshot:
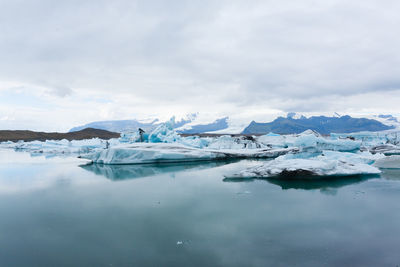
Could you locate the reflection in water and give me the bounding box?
[223,174,379,192]
[82,160,238,180]
[1,151,400,267]
[265,175,379,190]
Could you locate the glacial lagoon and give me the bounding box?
[0,149,399,267]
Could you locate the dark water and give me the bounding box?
[0,150,399,267]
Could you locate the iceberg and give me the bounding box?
[148,121,181,143]
[80,143,297,165]
[330,131,400,148]
[369,144,400,156]
[293,130,361,152]
[206,135,264,150]
[258,130,361,152]
[228,154,381,179]
[2,122,398,178]
[257,133,288,148]
[4,138,116,156]
[373,155,400,169]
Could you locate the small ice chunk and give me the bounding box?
[373,155,400,169]
[370,144,400,156]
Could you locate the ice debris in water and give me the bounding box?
[2,121,400,172]
[6,138,117,156]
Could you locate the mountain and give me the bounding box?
[69,114,197,133]
[69,119,160,133]
[242,115,394,135]
[0,128,120,142]
[177,117,229,134]
[70,113,398,135]
[69,114,231,134]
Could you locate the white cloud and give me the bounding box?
[0,0,400,130]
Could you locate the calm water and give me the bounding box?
[0,150,399,267]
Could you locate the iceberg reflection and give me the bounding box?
[82,160,237,180]
[263,175,379,190]
[223,174,379,191]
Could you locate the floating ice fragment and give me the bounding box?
[228,155,381,179]
[370,144,400,156]
[236,190,251,195]
[373,155,400,169]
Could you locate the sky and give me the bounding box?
[1,0,400,131]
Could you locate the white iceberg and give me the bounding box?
[257,130,361,152]
[373,155,400,169]
[80,143,297,165]
[4,138,117,156]
[330,131,400,148]
[369,144,400,156]
[206,135,264,150]
[294,131,361,152]
[257,133,288,148]
[229,154,381,179]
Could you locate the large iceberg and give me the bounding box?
[228,154,381,179]
[80,143,297,164]
[257,130,361,152]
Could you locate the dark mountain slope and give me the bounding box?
[242,115,394,134]
[0,128,120,142]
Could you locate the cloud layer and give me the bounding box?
[1,0,400,130]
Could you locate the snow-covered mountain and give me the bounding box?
[69,119,160,133]
[371,114,400,129]
[70,114,197,133]
[242,114,395,134]
[70,112,400,135]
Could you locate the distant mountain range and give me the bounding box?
[242,115,394,135]
[70,114,197,133]
[1,128,120,142]
[70,113,398,135]
[70,119,161,133]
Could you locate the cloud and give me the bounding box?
[0,0,400,130]
[46,86,73,97]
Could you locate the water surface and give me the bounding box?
[0,150,399,266]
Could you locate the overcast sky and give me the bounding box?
[1,0,400,131]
